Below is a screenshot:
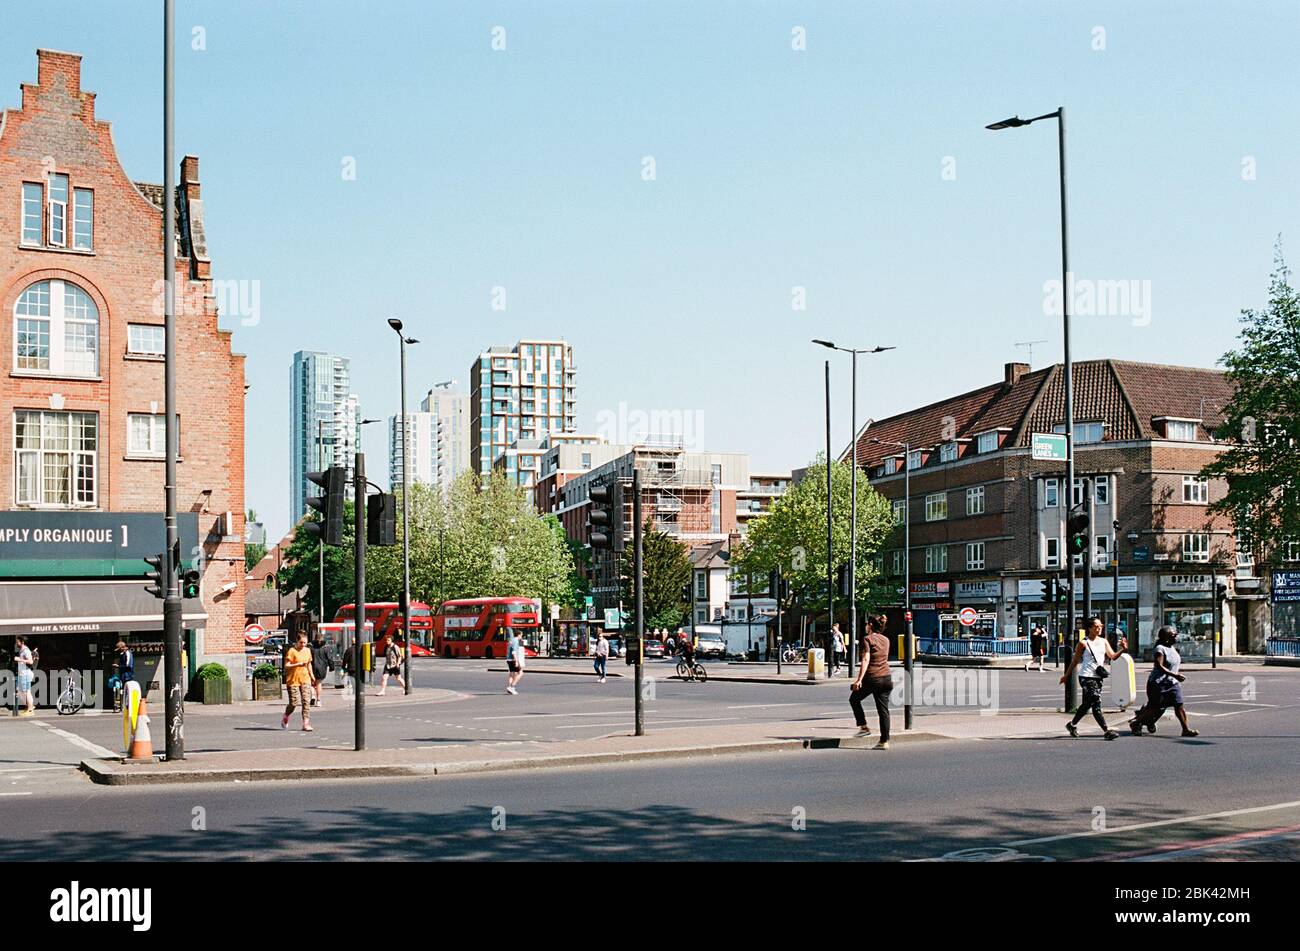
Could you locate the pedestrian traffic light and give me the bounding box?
[367,493,397,546]
[303,467,346,546]
[588,480,623,551]
[181,567,201,599]
[1039,579,1052,603]
[1067,508,1090,556]
[143,553,166,600]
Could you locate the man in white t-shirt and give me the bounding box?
[14,636,35,716]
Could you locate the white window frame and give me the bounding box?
[12,279,99,377]
[47,172,68,248]
[1182,475,1208,504]
[907,450,922,471]
[128,413,168,457]
[1095,534,1110,568]
[13,409,97,508]
[891,550,904,574]
[892,499,905,526]
[1182,533,1210,563]
[1044,536,1061,569]
[966,485,985,515]
[72,188,93,251]
[939,442,958,463]
[21,182,43,245]
[883,457,897,475]
[925,492,947,522]
[924,545,948,574]
[1166,420,1198,441]
[1044,478,1059,508]
[976,431,998,454]
[127,324,165,355]
[966,541,985,571]
[1072,477,1086,508]
[1054,421,1105,444]
[1094,476,1110,506]
[1285,539,1300,563]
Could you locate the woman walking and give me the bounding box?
[281,632,314,731]
[593,630,609,683]
[849,615,893,750]
[1129,626,1199,737]
[1061,617,1127,740]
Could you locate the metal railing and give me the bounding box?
[1265,637,1300,658]
[918,636,1031,657]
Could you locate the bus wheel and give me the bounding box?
[443,647,452,658]
[484,647,494,660]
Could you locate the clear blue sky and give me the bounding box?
[6,1,1297,540]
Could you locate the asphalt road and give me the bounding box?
[2,662,1297,861]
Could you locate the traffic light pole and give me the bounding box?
[824,360,834,680]
[1083,478,1094,631]
[161,0,184,761]
[633,468,644,736]
[354,451,367,751]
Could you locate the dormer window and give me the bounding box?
[976,431,999,454]
[1053,421,1105,444]
[939,442,959,463]
[883,457,898,475]
[1159,418,1199,441]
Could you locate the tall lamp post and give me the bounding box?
[388,318,419,696]
[873,437,913,730]
[1126,530,1140,651]
[813,339,896,675]
[987,106,1075,712]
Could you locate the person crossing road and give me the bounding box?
[1061,617,1127,740]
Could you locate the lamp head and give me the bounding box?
[986,115,1029,131]
[387,318,403,332]
[811,339,836,350]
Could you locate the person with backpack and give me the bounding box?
[1061,616,1128,740]
[377,637,405,696]
[309,633,334,707]
[14,635,36,716]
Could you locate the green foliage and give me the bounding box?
[620,521,692,628]
[196,662,229,681]
[244,542,268,573]
[1201,241,1300,560]
[252,663,279,681]
[278,472,578,618]
[731,453,895,616]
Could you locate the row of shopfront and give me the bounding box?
[883,570,1299,658]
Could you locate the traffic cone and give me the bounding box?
[127,696,153,761]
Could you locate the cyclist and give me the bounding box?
[679,633,696,667]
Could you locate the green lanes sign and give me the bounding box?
[1031,432,1068,462]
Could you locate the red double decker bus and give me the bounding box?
[333,601,435,656]
[434,597,542,658]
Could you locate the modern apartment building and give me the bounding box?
[469,340,576,478]
[0,50,246,697]
[736,472,792,535]
[850,359,1279,656]
[387,410,435,489]
[421,382,469,494]
[290,350,359,522]
[534,435,621,514]
[499,431,605,493]
[555,446,748,612]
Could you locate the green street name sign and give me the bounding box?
[1031,432,1068,462]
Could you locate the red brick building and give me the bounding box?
[0,51,247,698]
[851,359,1275,656]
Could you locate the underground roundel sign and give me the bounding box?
[957,607,978,627]
[244,623,267,645]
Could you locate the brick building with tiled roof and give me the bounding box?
[848,360,1275,656]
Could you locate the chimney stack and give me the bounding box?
[1004,362,1029,387]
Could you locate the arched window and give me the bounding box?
[13,278,99,376]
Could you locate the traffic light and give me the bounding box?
[836,563,851,597]
[367,493,397,546]
[1214,579,1228,601]
[588,480,623,551]
[181,567,201,599]
[1039,579,1052,603]
[1056,577,1071,602]
[303,467,346,546]
[1067,508,1090,557]
[143,553,166,600]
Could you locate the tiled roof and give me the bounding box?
[852,360,1233,467]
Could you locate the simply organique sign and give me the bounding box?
[0,512,199,577]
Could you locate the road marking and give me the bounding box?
[0,792,33,797]
[31,720,116,759]
[473,710,659,721]
[1102,824,1300,861]
[725,702,810,710]
[0,765,76,775]
[1006,799,1300,847]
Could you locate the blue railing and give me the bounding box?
[918,637,1031,657]
[1265,637,1300,658]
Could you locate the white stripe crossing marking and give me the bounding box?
[725,702,810,710]
[0,765,76,775]
[31,720,116,759]
[473,710,659,721]
[1006,799,1300,847]
[0,792,34,797]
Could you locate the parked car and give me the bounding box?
[606,637,623,658]
[262,634,288,656]
[643,637,665,659]
[695,634,727,659]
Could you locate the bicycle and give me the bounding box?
[675,657,708,683]
[56,672,86,715]
[779,643,810,665]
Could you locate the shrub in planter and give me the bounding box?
[197,662,232,705]
[253,663,282,701]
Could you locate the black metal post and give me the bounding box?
[848,349,858,676]
[1083,477,1094,628]
[824,360,834,680]
[775,574,783,675]
[161,0,184,760]
[633,468,644,735]
[354,451,367,750]
[397,332,412,695]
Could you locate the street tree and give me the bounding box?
[619,521,692,628]
[1201,242,1300,560]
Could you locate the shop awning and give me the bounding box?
[0,580,205,635]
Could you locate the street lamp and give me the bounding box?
[873,437,913,730]
[388,318,419,696]
[813,338,896,676]
[986,105,1076,712]
[1126,530,1141,650]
